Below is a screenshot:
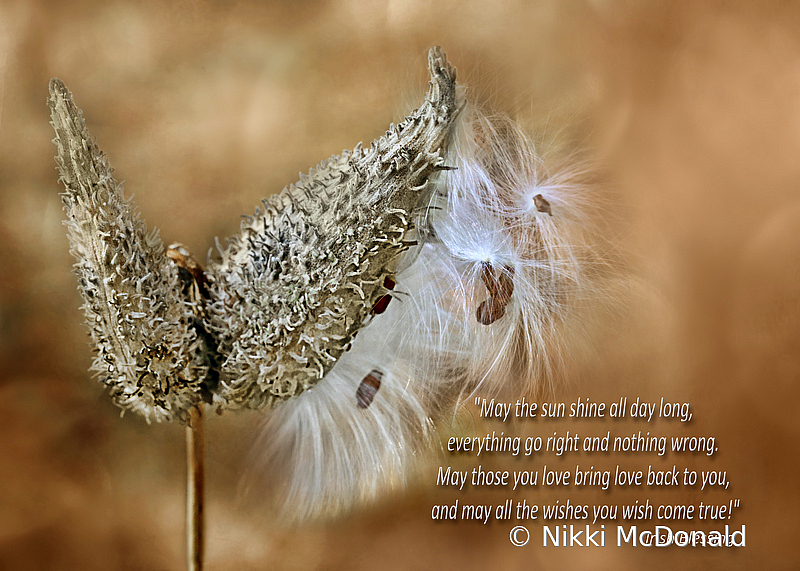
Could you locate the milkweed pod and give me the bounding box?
[206,47,462,410]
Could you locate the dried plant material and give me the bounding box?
[479,262,515,304]
[246,99,620,521]
[167,243,209,298]
[476,261,515,325]
[205,46,459,410]
[49,78,213,423]
[390,107,616,401]
[50,47,460,422]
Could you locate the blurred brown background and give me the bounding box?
[2,0,799,569]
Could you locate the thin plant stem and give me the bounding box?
[186,404,205,571]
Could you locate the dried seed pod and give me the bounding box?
[49,79,214,423]
[355,369,383,408]
[166,243,221,404]
[207,47,461,410]
[236,54,621,520]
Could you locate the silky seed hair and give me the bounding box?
[380,105,613,402]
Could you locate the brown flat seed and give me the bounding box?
[533,194,552,216]
[356,369,383,408]
[371,275,396,315]
[480,262,515,305]
[476,297,507,325]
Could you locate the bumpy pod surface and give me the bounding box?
[49,79,215,423]
[206,47,460,409]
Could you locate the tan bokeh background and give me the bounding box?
[2,0,799,569]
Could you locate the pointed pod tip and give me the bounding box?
[47,78,80,124]
[427,46,455,78]
[48,78,70,102]
[426,46,457,109]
